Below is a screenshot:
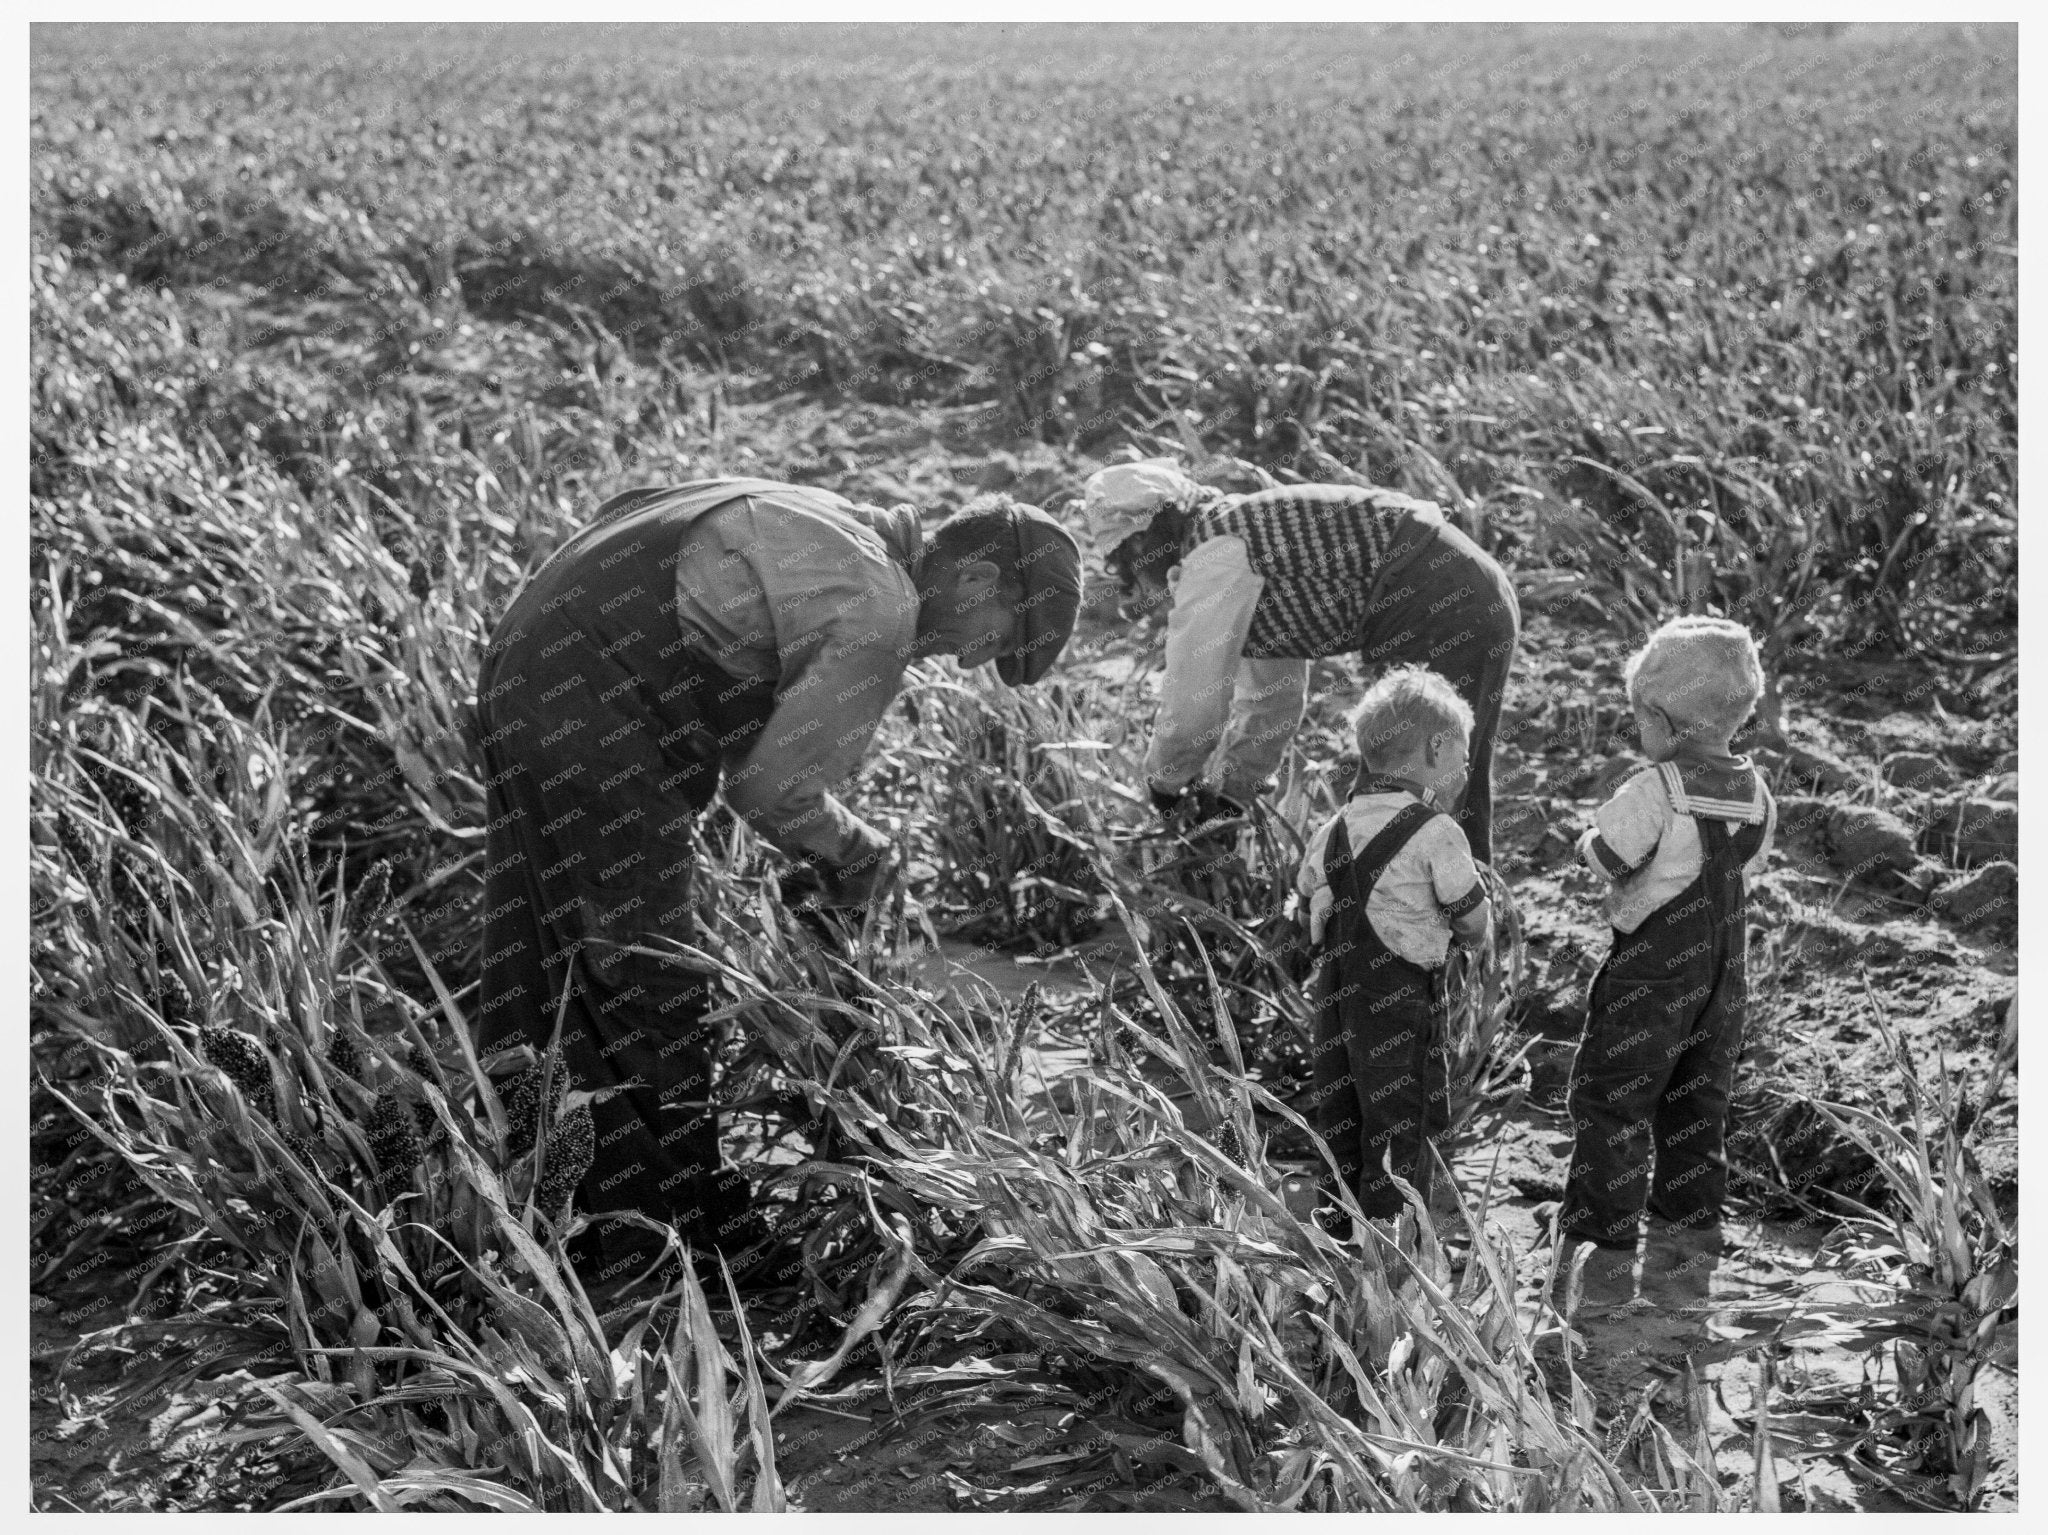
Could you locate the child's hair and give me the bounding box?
[1625,616,1765,739]
[1349,665,1475,768]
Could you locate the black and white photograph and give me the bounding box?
[27,15,2021,1514]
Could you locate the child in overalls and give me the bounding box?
[1297,666,1494,1229]
[1560,617,1778,1305]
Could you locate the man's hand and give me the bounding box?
[1148,782,1187,818]
[780,848,891,914]
[778,862,832,912]
[1188,786,1249,827]
[1150,781,1248,836]
[824,844,895,911]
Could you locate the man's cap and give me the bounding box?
[1079,457,1202,553]
[997,504,1083,687]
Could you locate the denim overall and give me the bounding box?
[474,479,881,1259]
[1560,797,1767,1248]
[1309,798,1453,1222]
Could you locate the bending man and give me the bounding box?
[473,478,1082,1274]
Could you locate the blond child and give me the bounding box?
[1560,617,1778,1300]
[1297,666,1494,1225]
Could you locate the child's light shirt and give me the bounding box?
[1296,788,1486,968]
[1578,758,1776,933]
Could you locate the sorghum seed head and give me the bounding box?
[325,1028,363,1083]
[200,1026,275,1117]
[150,937,192,1035]
[412,1099,447,1153]
[534,1105,594,1220]
[157,967,196,1033]
[111,850,167,926]
[351,859,394,927]
[281,1128,325,1172]
[366,1094,424,1181]
[405,1040,439,1085]
[84,759,154,838]
[501,1048,567,1160]
[55,810,96,873]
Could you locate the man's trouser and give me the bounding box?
[1560,815,1753,1248]
[1309,802,1453,1223]
[475,640,777,1263]
[1359,515,1520,865]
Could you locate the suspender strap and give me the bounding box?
[1694,814,1747,930]
[602,477,831,523]
[530,478,855,584]
[1324,798,1437,903]
[1653,759,1769,894]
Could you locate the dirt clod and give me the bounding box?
[972,452,1021,489]
[1931,860,2017,933]
[1922,795,2019,869]
[1773,740,1859,795]
[1824,804,1919,879]
[1879,751,1948,793]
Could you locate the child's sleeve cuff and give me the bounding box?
[1579,828,1643,880]
[1440,883,1485,919]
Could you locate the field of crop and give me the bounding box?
[31,21,2016,1514]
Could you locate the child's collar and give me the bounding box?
[1351,771,1437,808]
[1659,737,1742,767]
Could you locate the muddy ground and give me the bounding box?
[29,398,2017,1511]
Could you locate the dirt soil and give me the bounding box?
[29,398,2018,1512]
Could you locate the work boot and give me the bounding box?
[1646,1212,1724,1264]
[1643,1215,1724,1308]
[1550,1236,1639,1316]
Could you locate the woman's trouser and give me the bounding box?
[1359,518,1520,864]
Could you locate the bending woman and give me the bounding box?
[1082,459,1518,862]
